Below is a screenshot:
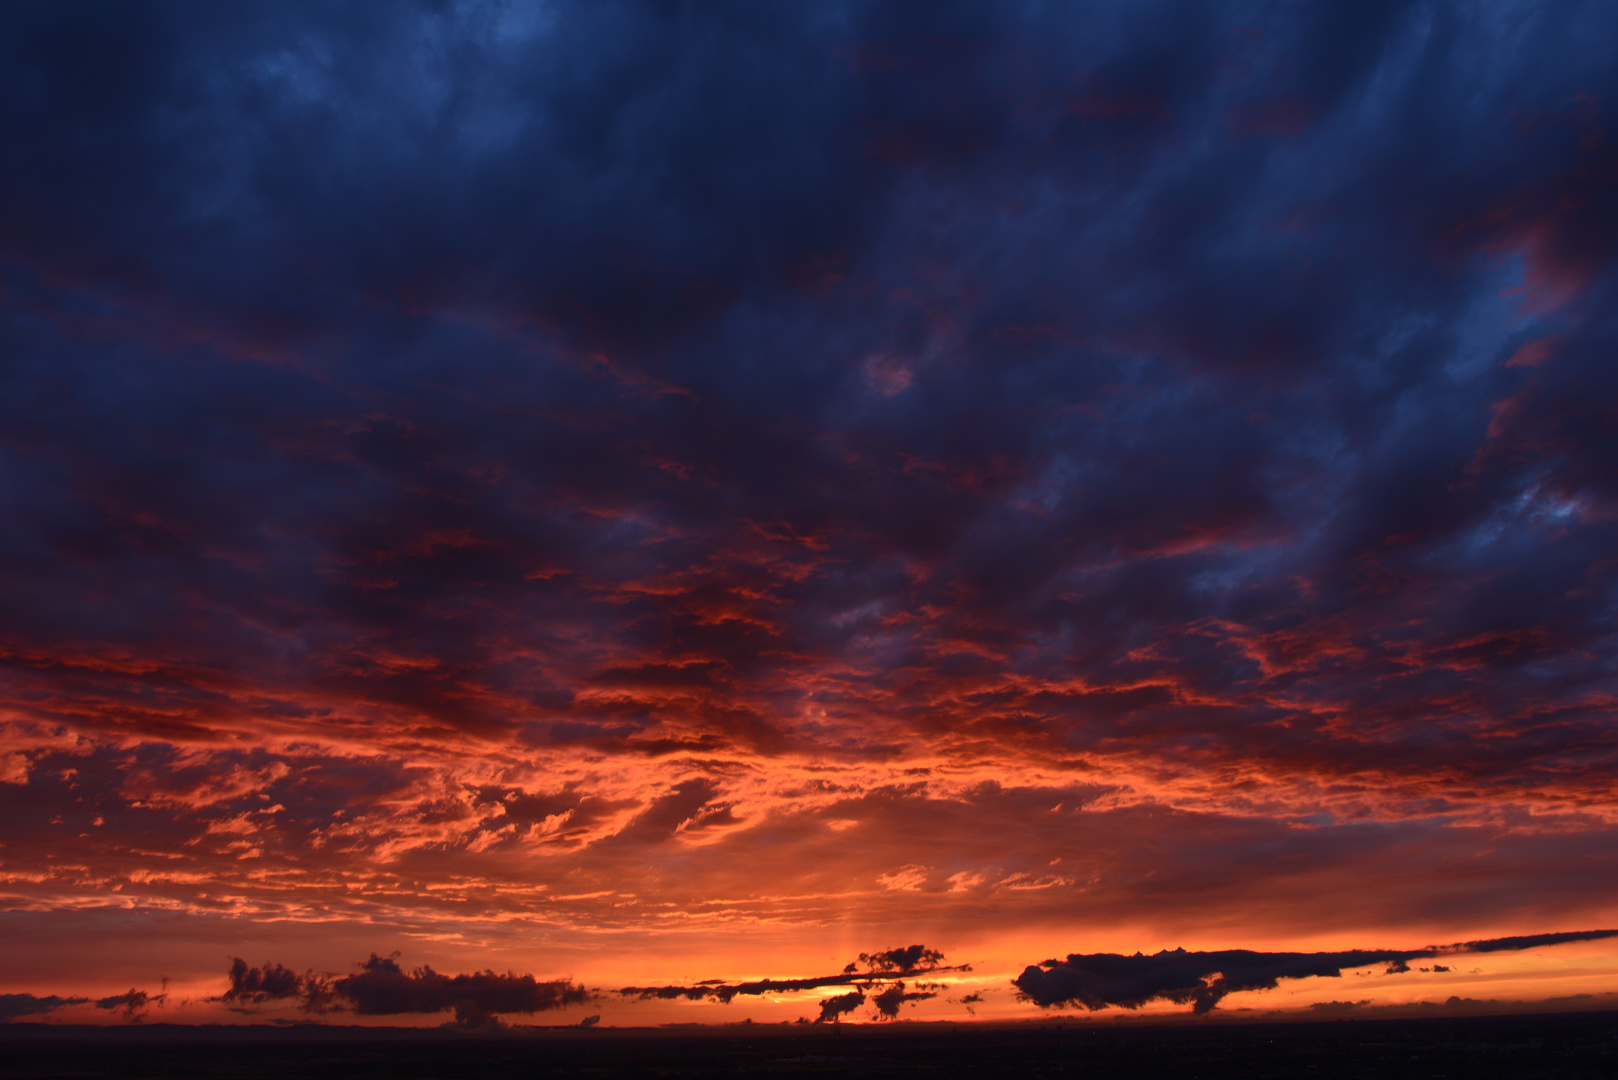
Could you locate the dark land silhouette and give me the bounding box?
[3,1010,1617,1079]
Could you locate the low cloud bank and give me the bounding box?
[1,988,165,1024]
[223,943,959,1026]
[871,982,938,1019]
[1015,929,1618,1014]
[224,954,589,1028]
[94,988,164,1021]
[619,943,964,1022]
[0,994,89,1022]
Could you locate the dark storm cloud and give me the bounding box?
[1015,930,1618,1013]
[0,0,1605,753]
[2,0,1610,806]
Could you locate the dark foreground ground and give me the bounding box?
[3,1011,1616,1079]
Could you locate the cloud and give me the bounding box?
[0,994,89,1023]
[222,958,303,1003]
[1015,930,1618,1014]
[330,954,590,1028]
[94,989,161,1021]
[858,945,945,973]
[220,958,338,1013]
[2,0,1618,1002]
[816,990,865,1024]
[1307,999,1371,1014]
[870,981,938,1020]
[1454,930,1618,954]
[618,945,963,1006]
[219,954,589,1028]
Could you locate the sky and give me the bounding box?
[2,0,1617,1030]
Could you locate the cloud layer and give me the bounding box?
[224,954,588,1028]
[616,943,962,1018]
[2,0,1616,1002]
[1016,930,1618,1013]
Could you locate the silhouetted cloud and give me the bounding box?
[617,945,964,1006]
[218,954,588,1028]
[94,989,159,1021]
[1307,1000,1370,1014]
[0,994,88,1022]
[1016,930,1618,1013]
[327,954,589,1028]
[859,946,945,973]
[816,990,865,1024]
[871,981,938,1019]
[222,959,303,1003]
[1456,930,1618,954]
[219,958,338,1014]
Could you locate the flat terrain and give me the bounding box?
[2,1011,1616,1079]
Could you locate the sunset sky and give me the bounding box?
[3,0,1618,1029]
